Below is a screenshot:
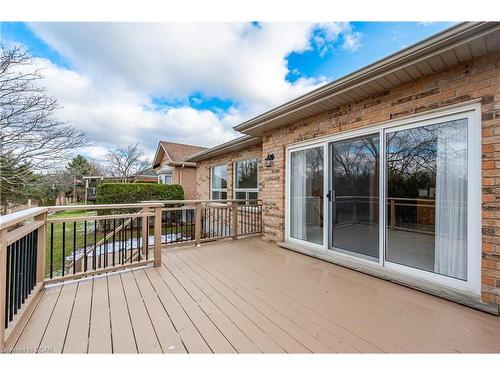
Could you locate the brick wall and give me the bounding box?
[260,51,500,305]
[156,155,199,200]
[196,144,263,200]
[180,167,198,200]
[194,51,500,305]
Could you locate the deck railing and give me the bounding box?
[148,199,262,245]
[0,199,262,351]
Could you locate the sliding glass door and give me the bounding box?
[385,119,468,280]
[286,107,479,291]
[330,134,380,260]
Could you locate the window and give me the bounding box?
[211,165,227,200]
[234,159,258,201]
[158,174,172,184]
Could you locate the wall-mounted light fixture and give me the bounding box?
[264,153,275,168]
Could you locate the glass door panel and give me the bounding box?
[289,146,324,245]
[330,134,380,260]
[385,119,468,280]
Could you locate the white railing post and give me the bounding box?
[0,228,7,352]
[232,201,238,240]
[195,202,202,246]
[142,206,150,257]
[154,206,162,267]
[35,212,47,282]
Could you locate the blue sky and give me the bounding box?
[0,22,455,159]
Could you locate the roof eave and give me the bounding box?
[185,135,261,162]
[234,22,499,135]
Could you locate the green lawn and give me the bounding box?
[45,210,192,277]
[46,210,98,277]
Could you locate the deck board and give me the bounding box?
[155,264,236,353]
[169,251,310,353]
[120,271,162,353]
[177,250,348,353]
[13,285,61,353]
[88,277,112,353]
[144,268,211,353]
[38,283,77,353]
[13,237,500,353]
[162,254,261,353]
[63,280,92,353]
[132,269,186,353]
[108,273,137,353]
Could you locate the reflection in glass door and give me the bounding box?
[385,119,468,280]
[330,134,380,260]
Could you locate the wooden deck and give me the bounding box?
[8,237,500,353]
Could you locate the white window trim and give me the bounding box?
[210,164,228,199]
[158,174,172,184]
[284,102,482,295]
[233,158,259,200]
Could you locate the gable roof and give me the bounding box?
[234,22,500,136]
[153,141,207,167]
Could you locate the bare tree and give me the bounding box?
[0,45,87,211]
[105,143,150,181]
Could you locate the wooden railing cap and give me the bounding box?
[0,207,48,231]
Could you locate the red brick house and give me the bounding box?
[186,22,500,313]
[152,141,207,199]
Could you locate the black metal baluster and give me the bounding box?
[84,221,87,272]
[61,222,66,277]
[112,219,116,267]
[19,237,24,305]
[28,231,33,294]
[9,241,15,322]
[136,217,141,261]
[192,209,195,240]
[5,244,11,328]
[145,217,149,260]
[179,210,182,242]
[250,205,253,234]
[24,235,29,302]
[15,239,21,313]
[73,222,77,274]
[121,218,125,264]
[27,233,32,292]
[33,230,38,289]
[22,236,27,304]
[93,220,97,270]
[130,218,133,263]
[218,208,221,237]
[50,223,54,278]
[102,219,106,269]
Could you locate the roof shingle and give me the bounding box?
[160,141,208,162]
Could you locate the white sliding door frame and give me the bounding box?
[284,102,482,295]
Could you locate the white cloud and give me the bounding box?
[313,22,361,56]
[24,22,361,160]
[34,57,238,160]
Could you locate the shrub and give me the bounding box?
[96,183,184,205]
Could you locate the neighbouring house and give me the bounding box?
[186,22,500,311]
[152,141,207,199]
